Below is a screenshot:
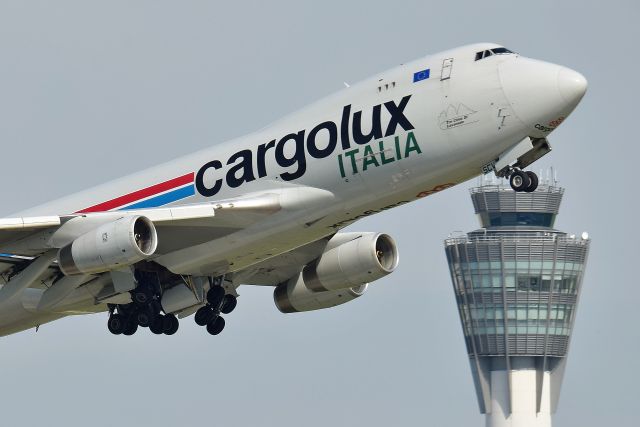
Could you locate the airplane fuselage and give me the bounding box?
[1,43,587,335]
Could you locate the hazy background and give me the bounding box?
[0,1,637,426]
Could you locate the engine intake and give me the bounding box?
[58,216,157,275]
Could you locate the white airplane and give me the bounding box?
[0,43,586,337]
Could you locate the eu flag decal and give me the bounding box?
[413,68,430,83]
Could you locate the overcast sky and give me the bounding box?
[0,1,637,426]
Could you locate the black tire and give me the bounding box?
[206,316,225,335]
[195,306,216,326]
[163,314,179,335]
[150,315,164,335]
[525,171,539,192]
[123,321,138,336]
[509,170,531,192]
[136,310,153,328]
[220,295,237,314]
[107,314,126,335]
[207,286,225,306]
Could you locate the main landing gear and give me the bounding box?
[107,273,238,337]
[194,281,237,336]
[107,272,179,336]
[508,169,538,193]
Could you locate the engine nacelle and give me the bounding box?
[274,273,368,313]
[303,232,398,292]
[58,216,158,275]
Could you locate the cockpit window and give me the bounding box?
[491,47,513,55]
[475,47,515,61]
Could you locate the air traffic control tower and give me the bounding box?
[444,176,590,427]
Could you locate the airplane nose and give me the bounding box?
[557,67,587,108]
[499,58,587,136]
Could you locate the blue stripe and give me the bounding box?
[121,185,195,210]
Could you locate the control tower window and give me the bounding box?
[480,212,556,227]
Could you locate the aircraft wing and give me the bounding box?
[0,186,334,314]
[0,186,335,259]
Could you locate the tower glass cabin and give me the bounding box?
[444,179,589,427]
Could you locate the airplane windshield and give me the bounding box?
[475,47,515,61]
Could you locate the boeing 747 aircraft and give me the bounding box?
[0,43,586,337]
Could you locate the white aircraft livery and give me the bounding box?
[0,43,586,337]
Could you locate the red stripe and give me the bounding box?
[77,172,195,213]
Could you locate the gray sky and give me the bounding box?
[0,1,637,426]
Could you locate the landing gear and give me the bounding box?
[107,313,126,335]
[123,320,138,336]
[206,286,225,306]
[220,294,237,315]
[206,316,225,335]
[149,315,165,335]
[195,305,217,326]
[508,169,538,192]
[524,171,538,192]
[106,273,237,337]
[194,278,237,336]
[106,272,181,336]
[162,314,179,335]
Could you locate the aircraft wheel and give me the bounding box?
[136,309,153,328]
[123,320,138,336]
[509,170,531,192]
[107,314,126,335]
[163,314,179,335]
[206,286,225,306]
[220,295,237,314]
[150,315,165,335]
[206,316,225,335]
[195,306,216,326]
[525,171,539,192]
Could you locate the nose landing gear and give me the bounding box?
[509,169,538,192]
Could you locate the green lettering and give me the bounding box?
[362,145,380,171]
[404,132,422,157]
[378,140,394,165]
[344,149,359,174]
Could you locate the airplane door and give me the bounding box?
[441,58,454,80]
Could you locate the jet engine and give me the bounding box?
[303,233,398,292]
[274,232,398,313]
[274,275,368,313]
[58,216,158,275]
